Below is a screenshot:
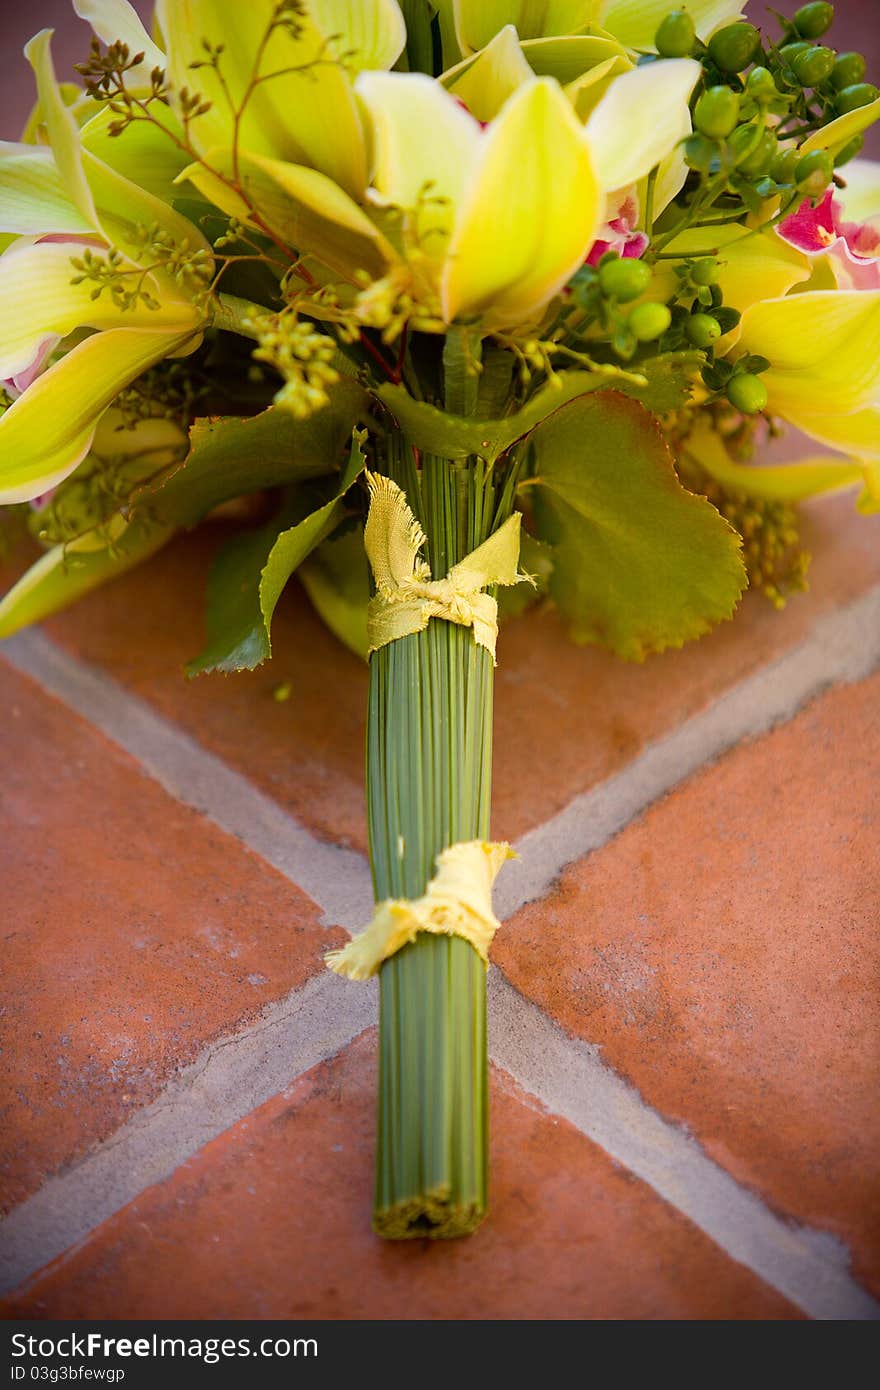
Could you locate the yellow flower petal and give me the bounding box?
[565,55,632,121]
[737,290,880,419]
[72,0,166,85]
[0,326,201,504]
[442,77,601,328]
[179,146,396,281]
[310,0,406,72]
[356,71,479,271]
[452,0,599,53]
[25,30,100,229]
[835,157,880,225]
[442,25,533,123]
[0,143,92,235]
[789,406,880,461]
[584,58,700,190]
[155,0,368,196]
[801,98,880,158]
[683,417,869,501]
[0,237,201,379]
[598,0,743,49]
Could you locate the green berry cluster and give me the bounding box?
[570,252,671,359]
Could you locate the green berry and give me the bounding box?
[708,21,760,72]
[598,256,653,302]
[795,148,834,195]
[695,86,741,139]
[737,127,778,176]
[792,2,834,39]
[793,45,836,87]
[655,10,696,57]
[835,82,879,114]
[685,313,722,347]
[691,257,719,286]
[747,65,777,99]
[726,373,768,413]
[830,51,866,91]
[778,40,811,68]
[628,302,672,342]
[771,146,800,182]
[684,132,717,171]
[834,133,864,166]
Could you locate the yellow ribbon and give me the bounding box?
[325,840,516,981]
[364,472,524,663]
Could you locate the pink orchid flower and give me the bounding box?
[777,187,880,291]
[586,192,649,267]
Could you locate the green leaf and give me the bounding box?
[378,370,610,461]
[623,351,703,414]
[528,391,747,659]
[0,514,174,639]
[143,376,369,527]
[299,523,371,660]
[497,529,552,621]
[186,430,368,676]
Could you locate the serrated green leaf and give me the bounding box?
[186,430,368,676]
[529,391,747,660]
[299,523,371,660]
[143,375,369,528]
[623,351,703,414]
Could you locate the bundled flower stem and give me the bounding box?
[367,439,509,1237]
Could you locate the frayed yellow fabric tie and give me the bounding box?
[364,472,524,663]
[326,840,516,981]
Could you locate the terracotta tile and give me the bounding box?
[495,674,880,1295]
[0,659,338,1212]
[1,492,875,853]
[4,1033,799,1320]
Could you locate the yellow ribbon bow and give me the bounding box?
[325,840,516,980]
[364,471,524,662]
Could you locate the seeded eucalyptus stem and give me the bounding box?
[367,432,506,1238]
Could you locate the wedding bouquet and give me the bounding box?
[1,0,877,1238]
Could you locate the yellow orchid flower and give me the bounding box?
[0,29,210,505]
[736,290,880,475]
[440,0,744,55]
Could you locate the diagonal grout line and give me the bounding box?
[495,584,880,919]
[0,973,376,1297]
[3,586,880,1317]
[487,971,879,1321]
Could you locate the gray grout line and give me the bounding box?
[0,972,376,1297]
[495,584,880,919]
[487,971,879,1321]
[3,588,880,1315]
[1,629,374,933]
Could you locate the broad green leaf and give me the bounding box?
[186,430,367,675]
[378,360,684,459]
[144,375,370,526]
[529,391,746,658]
[299,523,371,659]
[0,513,174,639]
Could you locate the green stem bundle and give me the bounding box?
[367,438,502,1238]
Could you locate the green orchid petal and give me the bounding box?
[598,0,743,49]
[0,238,203,379]
[156,0,368,196]
[788,406,880,463]
[521,33,628,83]
[80,103,192,206]
[683,418,869,503]
[442,76,601,327]
[72,0,167,85]
[26,30,101,228]
[20,83,97,145]
[442,25,534,122]
[27,28,211,258]
[452,0,599,53]
[565,54,632,120]
[738,290,880,421]
[0,144,93,235]
[356,72,479,272]
[584,57,699,190]
[0,325,201,504]
[801,98,880,158]
[179,146,396,281]
[310,0,406,71]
